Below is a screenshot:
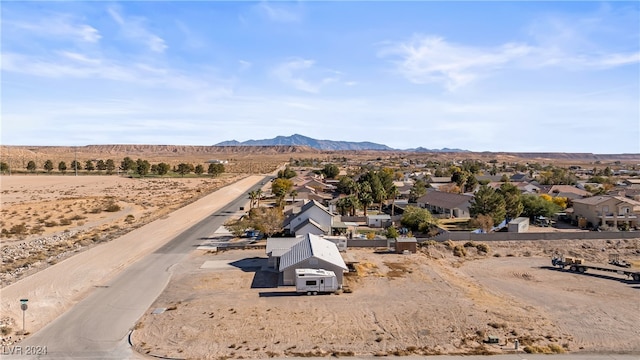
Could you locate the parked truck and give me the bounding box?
[295,268,340,295]
[551,255,640,282]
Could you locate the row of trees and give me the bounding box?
[0,157,225,177]
[469,183,565,231]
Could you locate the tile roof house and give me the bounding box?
[572,195,640,229]
[416,190,474,218]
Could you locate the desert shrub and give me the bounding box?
[59,218,72,226]
[463,241,476,248]
[105,202,121,212]
[10,223,28,235]
[443,240,455,249]
[476,243,490,253]
[125,215,135,223]
[70,214,86,221]
[366,231,376,240]
[453,245,466,257]
[422,240,438,247]
[493,253,502,257]
[89,208,102,214]
[44,221,58,227]
[0,326,12,336]
[548,344,565,353]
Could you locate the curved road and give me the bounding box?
[3,176,271,359]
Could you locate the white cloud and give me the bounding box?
[6,14,101,43]
[256,2,303,23]
[379,35,533,91]
[238,60,252,72]
[107,7,167,53]
[380,33,639,91]
[271,59,348,93]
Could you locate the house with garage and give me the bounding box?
[283,199,337,236]
[416,190,474,218]
[572,195,640,230]
[278,233,348,286]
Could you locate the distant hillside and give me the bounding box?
[216,134,393,151]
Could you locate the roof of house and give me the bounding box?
[293,217,329,233]
[266,237,306,255]
[283,199,335,227]
[547,185,590,197]
[573,195,640,206]
[416,190,474,209]
[367,214,391,220]
[279,233,348,272]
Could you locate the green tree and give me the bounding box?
[105,159,116,175]
[194,164,204,175]
[451,170,469,188]
[156,162,171,176]
[469,185,506,225]
[497,182,523,221]
[70,160,80,173]
[277,166,297,179]
[289,189,298,204]
[207,163,224,177]
[58,161,67,174]
[27,160,37,173]
[272,178,293,206]
[464,175,478,193]
[409,179,427,202]
[248,190,261,209]
[85,160,95,172]
[96,159,107,172]
[322,163,340,179]
[520,194,562,220]
[120,157,136,172]
[0,162,9,174]
[400,206,439,234]
[136,159,150,177]
[43,160,54,173]
[176,163,194,176]
[337,176,357,195]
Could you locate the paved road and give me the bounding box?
[2,177,269,360]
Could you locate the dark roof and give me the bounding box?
[416,190,473,209]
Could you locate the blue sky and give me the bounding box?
[1,1,639,153]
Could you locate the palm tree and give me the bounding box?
[388,185,399,217]
[289,189,298,205]
[248,190,259,209]
[255,189,263,208]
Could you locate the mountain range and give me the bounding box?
[215,134,466,152]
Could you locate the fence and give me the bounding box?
[427,230,640,242]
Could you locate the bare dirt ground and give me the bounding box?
[0,174,246,286]
[132,239,639,359]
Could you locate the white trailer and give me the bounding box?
[295,268,340,295]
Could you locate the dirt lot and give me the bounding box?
[0,174,246,286]
[132,239,640,359]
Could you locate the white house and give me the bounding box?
[283,200,336,236]
[278,233,348,286]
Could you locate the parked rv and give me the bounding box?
[295,268,340,295]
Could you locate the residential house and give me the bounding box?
[278,233,348,286]
[416,190,474,218]
[572,195,640,229]
[283,200,337,236]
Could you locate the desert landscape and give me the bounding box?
[1,146,639,359]
[129,239,639,359]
